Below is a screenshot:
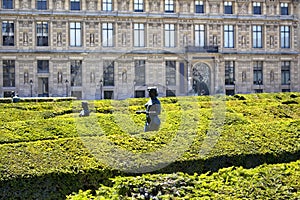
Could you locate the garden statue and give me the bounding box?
[136,87,161,132]
[79,101,90,117]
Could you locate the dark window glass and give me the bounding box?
[195,0,204,13]
[37,0,47,10]
[2,0,13,9]
[253,61,263,85]
[280,26,290,48]
[225,61,234,85]
[134,60,145,86]
[281,3,288,15]
[253,2,261,14]
[281,61,290,85]
[103,61,114,86]
[36,22,48,46]
[71,60,82,86]
[70,0,80,10]
[37,60,49,73]
[2,21,14,46]
[166,61,176,86]
[224,2,232,14]
[3,60,15,87]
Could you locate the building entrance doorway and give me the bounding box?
[192,62,210,95]
[38,77,49,97]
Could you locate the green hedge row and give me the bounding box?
[0,93,299,199]
[67,159,300,199]
[0,138,120,199]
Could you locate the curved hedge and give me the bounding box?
[0,93,299,199]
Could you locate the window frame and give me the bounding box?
[253,61,263,85]
[195,0,204,13]
[36,0,47,10]
[252,25,263,48]
[70,60,82,87]
[165,0,174,13]
[133,23,145,47]
[280,25,290,48]
[224,1,233,14]
[70,0,80,10]
[281,61,290,85]
[2,0,13,9]
[103,0,112,11]
[69,22,82,47]
[194,24,205,47]
[2,21,14,46]
[37,60,50,73]
[134,0,143,12]
[2,60,15,87]
[36,21,49,46]
[280,3,289,15]
[253,2,261,15]
[134,60,145,86]
[225,61,235,85]
[103,61,114,86]
[224,25,234,48]
[166,61,176,86]
[102,23,114,47]
[164,24,176,47]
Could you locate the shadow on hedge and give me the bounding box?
[156,149,300,175]
[1,150,300,199]
[0,168,119,200]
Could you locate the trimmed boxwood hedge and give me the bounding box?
[0,93,299,199]
[67,159,300,199]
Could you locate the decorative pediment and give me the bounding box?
[266,0,278,6]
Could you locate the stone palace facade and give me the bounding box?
[0,0,299,99]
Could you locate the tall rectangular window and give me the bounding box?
[281,61,290,85]
[3,60,15,87]
[70,0,80,10]
[103,61,114,86]
[2,21,14,46]
[103,0,112,11]
[37,60,49,73]
[37,0,47,10]
[224,1,233,14]
[195,24,205,47]
[253,2,261,14]
[165,24,175,47]
[102,23,113,47]
[134,60,145,86]
[280,3,288,15]
[253,25,262,48]
[134,24,145,47]
[70,22,81,47]
[2,0,13,9]
[195,0,204,13]
[71,60,82,86]
[134,0,143,12]
[280,26,290,48]
[166,61,176,86]
[225,61,234,85]
[36,22,48,46]
[165,0,174,13]
[253,61,263,85]
[224,25,234,48]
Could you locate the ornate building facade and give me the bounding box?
[0,0,299,99]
